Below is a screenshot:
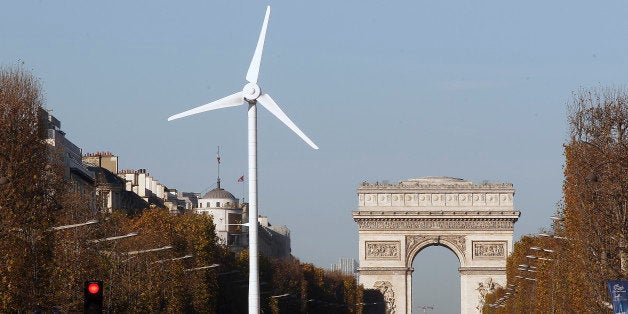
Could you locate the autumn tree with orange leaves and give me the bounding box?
[0,65,66,311]
[483,87,627,313]
[563,87,628,312]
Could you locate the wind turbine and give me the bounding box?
[167,5,318,314]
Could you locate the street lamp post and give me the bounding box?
[183,264,221,272]
[153,254,193,264]
[126,245,173,256]
[539,233,569,241]
[51,219,99,231]
[89,232,138,243]
[518,264,538,273]
[526,255,554,262]
[530,246,555,254]
[550,216,564,222]
[521,255,544,312]
[532,242,559,314]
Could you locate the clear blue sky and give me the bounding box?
[3,1,627,312]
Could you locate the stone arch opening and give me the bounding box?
[406,237,465,267]
[411,245,461,313]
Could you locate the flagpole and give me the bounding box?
[217,146,221,188]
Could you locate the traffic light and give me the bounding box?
[84,280,103,313]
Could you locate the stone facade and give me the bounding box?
[196,181,245,247]
[42,109,95,196]
[353,177,520,314]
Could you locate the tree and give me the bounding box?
[101,209,223,312]
[484,87,627,312]
[266,257,364,314]
[0,65,65,311]
[563,86,628,311]
[49,190,104,311]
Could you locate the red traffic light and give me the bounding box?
[87,282,101,294]
[84,280,103,313]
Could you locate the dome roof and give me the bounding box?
[202,188,237,201]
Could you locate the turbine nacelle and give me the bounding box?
[243,82,261,103]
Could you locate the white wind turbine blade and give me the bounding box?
[257,93,319,149]
[245,6,270,84]
[168,92,244,121]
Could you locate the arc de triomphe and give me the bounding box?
[352,177,520,313]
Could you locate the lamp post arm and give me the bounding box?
[50,219,99,231]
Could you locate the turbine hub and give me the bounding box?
[243,82,261,102]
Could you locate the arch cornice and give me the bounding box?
[405,235,466,267]
[353,216,518,231]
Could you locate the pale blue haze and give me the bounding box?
[2,1,628,312]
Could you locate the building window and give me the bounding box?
[216,202,221,207]
[228,234,241,246]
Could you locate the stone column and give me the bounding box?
[459,268,506,314]
[359,267,410,314]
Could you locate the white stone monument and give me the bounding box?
[352,177,520,314]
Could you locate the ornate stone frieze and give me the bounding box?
[365,241,400,260]
[359,193,514,207]
[353,210,520,217]
[473,241,507,259]
[374,281,396,314]
[355,219,515,231]
[358,178,513,191]
[446,236,466,256]
[357,177,515,209]
[405,235,431,254]
[406,235,466,261]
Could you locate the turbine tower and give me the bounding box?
[167,6,318,313]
